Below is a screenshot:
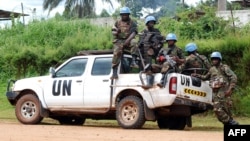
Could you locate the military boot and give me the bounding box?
[225,119,239,125]
[110,68,118,79]
[157,73,167,88]
[142,74,154,89]
[130,55,139,68]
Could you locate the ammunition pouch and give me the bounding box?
[143,33,154,43]
[210,77,226,88]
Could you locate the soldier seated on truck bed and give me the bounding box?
[181,42,211,76]
[152,33,185,88]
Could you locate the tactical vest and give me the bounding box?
[139,29,163,57]
[209,65,229,88]
[162,46,183,59]
[185,55,202,68]
[117,20,132,39]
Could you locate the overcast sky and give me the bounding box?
[0,0,201,16]
[0,0,120,27]
[0,0,120,18]
[0,0,200,27]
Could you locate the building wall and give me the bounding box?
[216,10,250,26]
[89,17,116,27]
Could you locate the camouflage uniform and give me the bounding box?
[138,28,163,72]
[182,54,211,75]
[112,18,138,69]
[155,45,185,73]
[199,63,237,124]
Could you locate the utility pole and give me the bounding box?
[21,2,25,25]
[218,0,227,11]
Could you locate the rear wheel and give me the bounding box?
[15,94,43,124]
[116,96,145,129]
[157,118,170,129]
[157,117,186,130]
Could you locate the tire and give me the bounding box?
[116,96,145,129]
[157,117,186,130]
[58,117,86,125]
[15,94,43,124]
[157,118,170,129]
[168,117,186,130]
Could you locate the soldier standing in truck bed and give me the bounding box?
[110,6,138,79]
[138,15,164,89]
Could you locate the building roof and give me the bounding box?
[0,9,29,21]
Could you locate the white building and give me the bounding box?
[216,10,250,26]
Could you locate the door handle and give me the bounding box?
[76,80,82,83]
[103,79,109,82]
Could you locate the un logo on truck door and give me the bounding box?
[52,80,72,96]
[181,75,190,86]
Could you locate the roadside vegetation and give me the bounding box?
[0,4,250,120]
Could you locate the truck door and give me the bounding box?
[83,57,112,108]
[44,58,87,107]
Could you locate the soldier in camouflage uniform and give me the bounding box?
[110,7,138,79]
[192,51,239,125]
[155,33,185,88]
[182,42,211,75]
[138,16,164,89]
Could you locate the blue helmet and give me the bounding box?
[145,16,156,25]
[166,33,177,41]
[211,51,222,60]
[185,42,197,52]
[120,7,130,14]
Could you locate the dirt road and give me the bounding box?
[0,120,223,141]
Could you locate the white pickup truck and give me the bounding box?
[6,50,213,130]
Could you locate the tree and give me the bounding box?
[117,0,181,18]
[99,9,110,17]
[43,0,113,18]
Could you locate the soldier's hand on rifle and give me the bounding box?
[111,26,118,35]
[157,55,166,62]
[124,39,130,48]
[191,73,201,78]
[225,88,232,97]
[172,56,179,62]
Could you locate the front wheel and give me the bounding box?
[116,96,145,129]
[15,94,43,124]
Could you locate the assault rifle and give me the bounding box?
[165,55,176,67]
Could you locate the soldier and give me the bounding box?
[182,42,211,75]
[138,15,164,89]
[192,51,239,125]
[156,33,185,88]
[110,6,138,79]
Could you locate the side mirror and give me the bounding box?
[49,67,56,78]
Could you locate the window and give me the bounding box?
[120,57,132,73]
[92,57,112,75]
[120,55,140,74]
[56,58,87,77]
